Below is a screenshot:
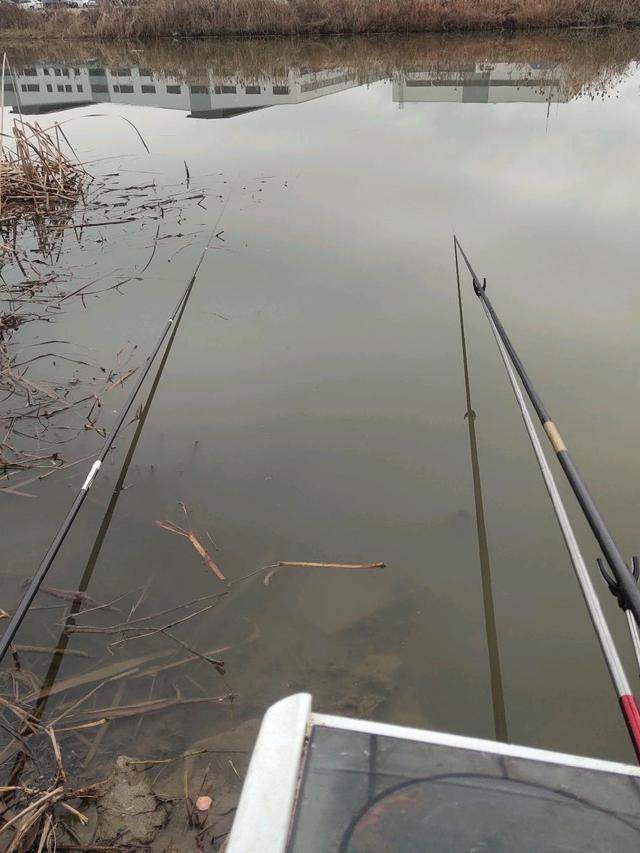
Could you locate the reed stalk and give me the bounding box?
[0,118,84,227]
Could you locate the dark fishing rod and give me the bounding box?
[454,238,508,743]
[2,284,195,796]
[32,280,193,711]
[453,237,640,759]
[453,236,640,631]
[0,248,208,663]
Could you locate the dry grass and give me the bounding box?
[1,0,640,39]
[0,112,90,483]
[0,2,29,31]
[0,121,85,226]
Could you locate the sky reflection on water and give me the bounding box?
[2,32,640,766]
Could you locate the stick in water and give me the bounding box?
[263,561,385,585]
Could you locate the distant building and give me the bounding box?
[2,63,365,117]
[3,61,567,118]
[393,63,567,104]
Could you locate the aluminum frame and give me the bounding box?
[226,693,640,853]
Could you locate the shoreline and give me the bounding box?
[1,23,638,43]
[2,0,640,42]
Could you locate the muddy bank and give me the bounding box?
[86,729,253,852]
[5,718,258,851]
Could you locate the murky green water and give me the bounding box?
[2,31,640,788]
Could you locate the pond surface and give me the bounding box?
[2,30,640,794]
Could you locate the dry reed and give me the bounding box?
[0,121,85,226]
[1,0,640,39]
[0,2,29,32]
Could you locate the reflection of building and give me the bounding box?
[393,62,568,104]
[3,63,363,118]
[3,60,567,118]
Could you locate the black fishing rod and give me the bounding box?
[453,236,640,630]
[0,282,196,799]
[30,282,194,713]
[0,249,208,663]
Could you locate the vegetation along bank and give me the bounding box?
[1,0,640,40]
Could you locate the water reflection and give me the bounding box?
[394,64,566,104]
[6,63,371,117]
[2,30,640,797]
[9,31,635,118]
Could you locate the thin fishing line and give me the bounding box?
[454,238,508,743]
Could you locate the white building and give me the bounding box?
[3,62,365,117]
[393,62,567,104]
[3,60,567,118]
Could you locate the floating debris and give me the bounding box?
[26,583,120,613]
[156,503,226,581]
[263,560,385,585]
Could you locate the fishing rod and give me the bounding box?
[0,282,196,797]
[454,236,640,631]
[30,281,194,714]
[0,246,209,663]
[454,239,508,743]
[453,239,640,760]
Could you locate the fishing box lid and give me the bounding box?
[227,693,640,852]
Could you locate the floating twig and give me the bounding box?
[28,583,119,612]
[12,644,88,658]
[263,559,385,585]
[155,507,226,581]
[65,693,234,725]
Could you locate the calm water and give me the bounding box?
[2,31,640,772]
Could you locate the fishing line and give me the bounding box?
[454,238,508,743]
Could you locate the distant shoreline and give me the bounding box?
[2,0,640,42]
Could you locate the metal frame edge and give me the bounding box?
[312,712,640,776]
[226,692,312,852]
